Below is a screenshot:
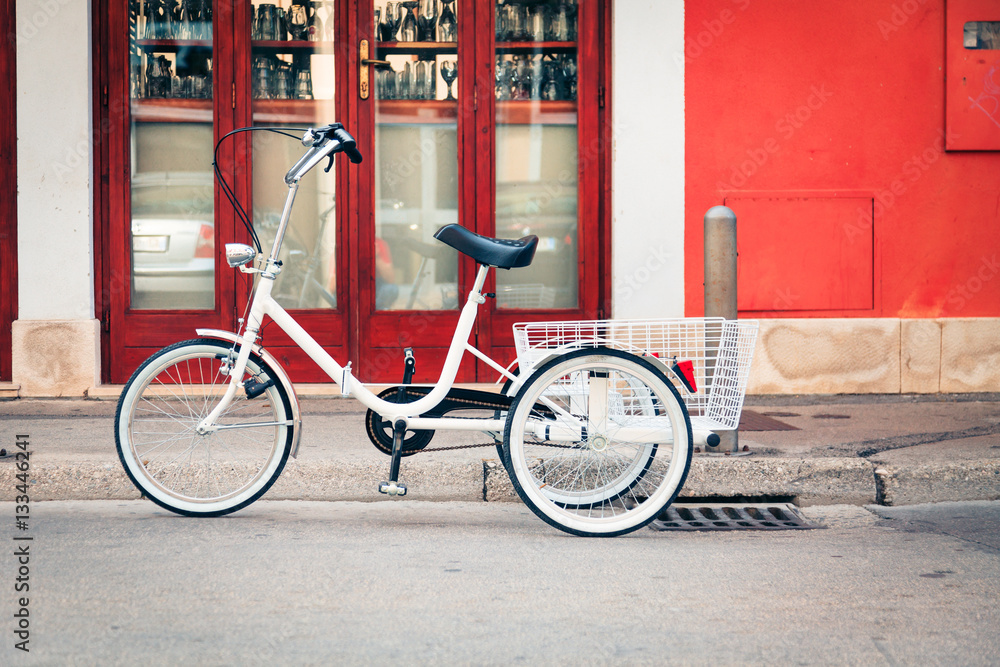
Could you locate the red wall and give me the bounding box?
[684,0,1000,318]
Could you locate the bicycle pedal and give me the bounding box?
[378,481,407,497]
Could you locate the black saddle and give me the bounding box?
[433,224,538,270]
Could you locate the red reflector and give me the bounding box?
[194,224,215,258]
[672,359,697,393]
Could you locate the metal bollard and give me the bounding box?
[703,206,741,455]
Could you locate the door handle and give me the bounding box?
[359,39,390,100]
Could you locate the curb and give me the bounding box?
[3,458,999,507]
[875,462,1000,506]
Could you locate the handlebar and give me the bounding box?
[300,123,362,163]
[286,123,363,184]
[333,127,363,164]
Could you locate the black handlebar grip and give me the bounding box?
[332,128,363,164]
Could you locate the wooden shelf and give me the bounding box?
[251,40,338,53]
[375,100,458,123]
[132,97,575,126]
[496,100,576,125]
[376,41,458,57]
[251,99,337,124]
[131,98,213,123]
[496,41,576,54]
[136,39,212,52]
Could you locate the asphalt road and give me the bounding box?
[2,500,998,666]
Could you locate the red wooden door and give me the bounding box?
[355,0,608,383]
[0,0,14,382]
[100,0,608,385]
[232,0,352,381]
[354,0,477,383]
[477,0,607,376]
[104,1,241,382]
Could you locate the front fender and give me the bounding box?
[196,328,303,458]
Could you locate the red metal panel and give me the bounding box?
[685,0,1000,319]
[946,0,1000,150]
[726,196,874,312]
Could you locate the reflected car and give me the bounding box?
[130,172,215,309]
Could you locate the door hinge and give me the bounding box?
[102,85,108,107]
[232,82,236,110]
[598,85,605,109]
[474,82,478,112]
[101,308,110,333]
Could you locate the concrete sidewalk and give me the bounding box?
[1,392,998,507]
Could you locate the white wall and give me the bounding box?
[13,0,98,396]
[16,0,94,320]
[611,0,685,318]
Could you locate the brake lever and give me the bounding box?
[324,152,335,173]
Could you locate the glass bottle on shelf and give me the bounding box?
[255,4,276,41]
[201,0,213,40]
[414,59,428,99]
[382,2,402,41]
[167,0,182,38]
[548,3,570,42]
[399,2,418,42]
[144,0,165,39]
[275,7,287,40]
[526,4,545,42]
[562,53,576,100]
[307,2,323,41]
[438,0,457,42]
[288,3,308,40]
[506,3,525,41]
[440,60,456,100]
[417,0,437,42]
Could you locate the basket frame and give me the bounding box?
[512,317,759,431]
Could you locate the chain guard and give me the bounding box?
[364,385,517,457]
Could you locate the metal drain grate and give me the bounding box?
[650,503,821,531]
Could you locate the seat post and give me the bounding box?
[469,263,491,303]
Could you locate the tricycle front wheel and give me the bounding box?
[115,339,294,516]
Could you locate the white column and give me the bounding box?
[611,0,685,318]
[13,0,99,396]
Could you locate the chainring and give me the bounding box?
[364,387,435,457]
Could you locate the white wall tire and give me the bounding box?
[115,339,294,516]
[503,348,693,537]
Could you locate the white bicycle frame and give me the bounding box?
[195,130,519,437]
[195,128,679,448]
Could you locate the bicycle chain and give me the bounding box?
[371,388,574,454]
[413,441,498,453]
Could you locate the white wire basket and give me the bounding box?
[512,318,759,431]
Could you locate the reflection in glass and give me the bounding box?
[495,124,578,309]
[495,0,579,310]
[374,0,460,311]
[251,0,338,309]
[130,126,216,310]
[964,21,1000,49]
[130,0,216,310]
[375,126,459,310]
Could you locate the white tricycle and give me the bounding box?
[115,123,757,537]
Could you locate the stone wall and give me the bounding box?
[748,318,1000,394]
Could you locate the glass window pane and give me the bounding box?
[250,1,338,310]
[373,0,460,311]
[495,0,579,310]
[965,21,1000,49]
[129,1,215,310]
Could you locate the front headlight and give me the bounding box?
[225,243,257,268]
